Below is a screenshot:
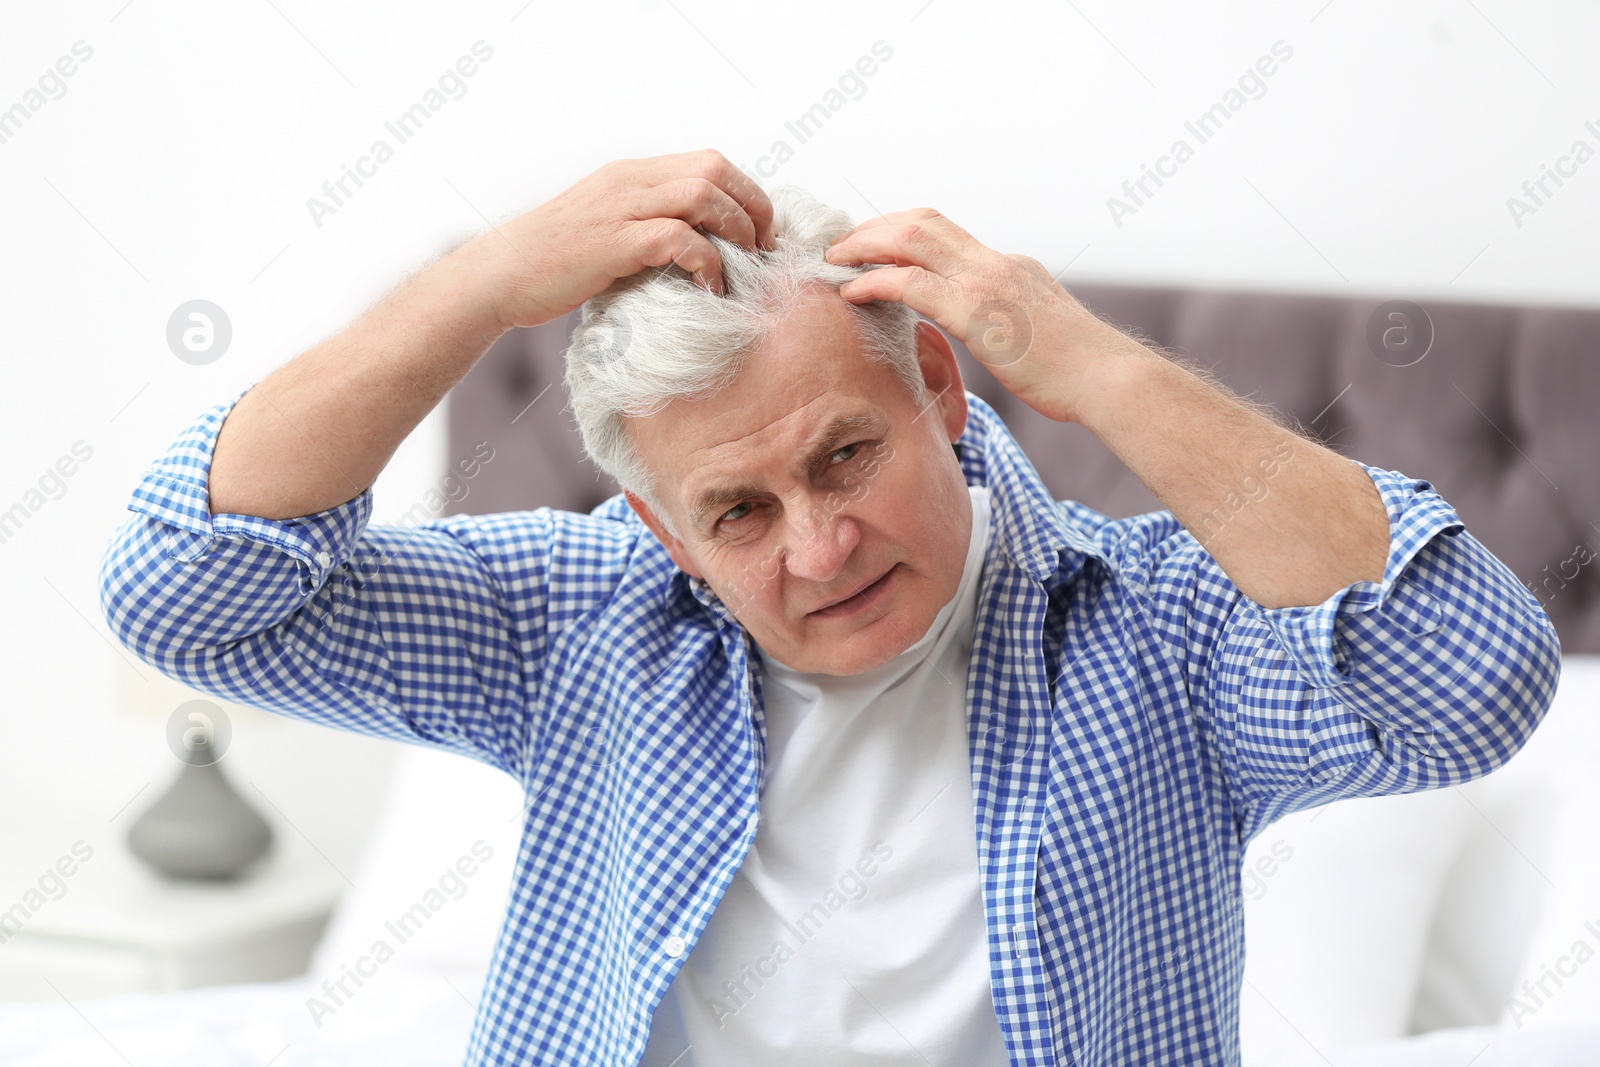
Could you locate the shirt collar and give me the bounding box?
[649,390,1106,625]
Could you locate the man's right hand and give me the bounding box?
[473,149,777,330]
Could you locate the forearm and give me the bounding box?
[1072,335,1389,609]
[209,238,510,519]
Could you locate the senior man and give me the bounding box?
[101,150,1560,1066]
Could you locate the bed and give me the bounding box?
[9,283,1597,1065]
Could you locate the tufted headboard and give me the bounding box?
[445,284,1600,654]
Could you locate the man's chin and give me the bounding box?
[801,612,930,676]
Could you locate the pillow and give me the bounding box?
[1496,654,1600,1029]
[1239,783,1473,1064]
[308,743,525,996]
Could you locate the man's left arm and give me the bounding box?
[826,209,1563,827]
[826,206,1404,605]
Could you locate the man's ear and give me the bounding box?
[624,489,704,579]
[913,319,968,445]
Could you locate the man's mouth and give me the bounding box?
[810,564,898,617]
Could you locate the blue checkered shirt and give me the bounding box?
[99,388,1561,1066]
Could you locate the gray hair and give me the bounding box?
[562,185,926,529]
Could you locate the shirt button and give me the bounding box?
[663,936,687,958]
[315,550,332,568]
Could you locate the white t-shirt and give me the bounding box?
[641,485,1010,1066]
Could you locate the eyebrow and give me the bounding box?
[686,413,884,532]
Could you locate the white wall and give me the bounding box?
[1,0,1595,910]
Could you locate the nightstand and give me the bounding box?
[0,833,345,1002]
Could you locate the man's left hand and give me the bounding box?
[825,209,1145,424]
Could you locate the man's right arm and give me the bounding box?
[99,150,775,776]
[209,148,776,520]
[206,240,512,520]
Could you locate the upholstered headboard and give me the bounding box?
[445,284,1600,653]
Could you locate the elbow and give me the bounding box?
[97,517,157,665]
[1424,606,1562,780]
[97,514,216,672]
[1344,527,1567,783]
[99,520,134,643]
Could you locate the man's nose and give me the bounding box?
[781,500,859,584]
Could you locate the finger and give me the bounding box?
[826,215,970,276]
[834,209,980,262]
[634,177,758,252]
[632,149,776,251]
[837,265,961,327]
[624,216,726,295]
[824,223,923,268]
[707,159,777,252]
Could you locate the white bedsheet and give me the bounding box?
[0,971,480,1066]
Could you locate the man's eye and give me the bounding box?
[830,442,863,464]
[715,444,870,528]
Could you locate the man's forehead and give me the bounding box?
[679,385,842,460]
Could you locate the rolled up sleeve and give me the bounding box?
[1129,463,1563,844]
[98,389,541,780]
